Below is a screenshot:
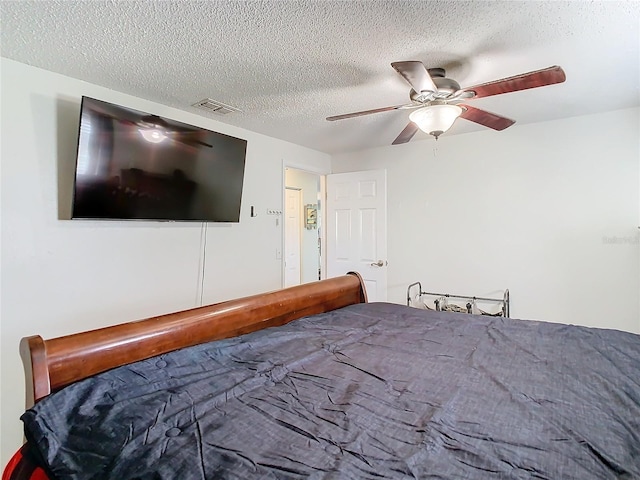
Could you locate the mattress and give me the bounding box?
[22,303,640,479]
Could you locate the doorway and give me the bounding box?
[283,187,302,287]
[284,168,323,286]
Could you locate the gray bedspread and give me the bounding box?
[22,302,640,479]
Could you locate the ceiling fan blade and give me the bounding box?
[99,112,134,126]
[326,103,414,121]
[168,132,213,148]
[463,65,566,99]
[392,122,420,145]
[391,61,437,93]
[459,105,515,131]
[189,139,213,148]
[171,137,213,148]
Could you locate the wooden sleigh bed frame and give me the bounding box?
[5,273,366,480]
[20,272,367,408]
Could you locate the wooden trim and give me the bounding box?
[21,273,367,406]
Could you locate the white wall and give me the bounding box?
[0,58,330,466]
[332,108,640,334]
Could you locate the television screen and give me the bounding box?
[71,97,247,222]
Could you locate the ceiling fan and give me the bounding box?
[326,62,566,143]
[133,115,213,148]
[101,113,213,148]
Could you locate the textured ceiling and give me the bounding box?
[1,1,639,154]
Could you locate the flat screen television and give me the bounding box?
[71,96,247,222]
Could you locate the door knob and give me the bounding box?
[370,260,386,267]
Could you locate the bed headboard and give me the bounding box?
[20,272,367,407]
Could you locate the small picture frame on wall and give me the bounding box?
[305,204,317,229]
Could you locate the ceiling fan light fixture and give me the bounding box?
[139,128,167,143]
[409,104,463,140]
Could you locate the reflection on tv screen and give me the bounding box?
[72,97,247,222]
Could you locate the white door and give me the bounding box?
[326,169,387,301]
[284,187,302,287]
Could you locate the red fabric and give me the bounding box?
[2,445,49,480]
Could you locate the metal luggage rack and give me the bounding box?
[407,281,510,318]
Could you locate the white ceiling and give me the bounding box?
[1,1,639,154]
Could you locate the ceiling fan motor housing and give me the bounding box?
[429,69,460,94]
[410,68,461,102]
[432,76,460,95]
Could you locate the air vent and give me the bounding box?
[191,98,240,115]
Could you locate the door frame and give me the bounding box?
[282,162,327,288]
